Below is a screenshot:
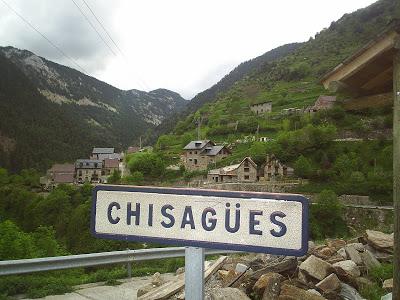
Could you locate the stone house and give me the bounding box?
[208,157,257,183]
[260,155,294,181]
[250,102,272,115]
[90,147,121,161]
[40,163,75,188]
[183,140,231,171]
[75,159,103,183]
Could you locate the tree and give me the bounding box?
[107,170,121,184]
[294,156,313,178]
[128,152,166,179]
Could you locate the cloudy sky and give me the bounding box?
[0,0,378,99]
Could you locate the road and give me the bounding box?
[23,274,175,300]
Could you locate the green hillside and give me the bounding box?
[148,0,397,203]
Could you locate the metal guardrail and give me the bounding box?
[0,247,237,276]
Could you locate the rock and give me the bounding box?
[308,241,316,253]
[333,260,360,278]
[278,284,325,300]
[360,250,381,270]
[137,283,154,297]
[298,270,311,285]
[338,248,348,259]
[326,254,346,265]
[253,272,283,298]
[316,273,341,293]
[326,238,346,250]
[364,245,393,262]
[151,272,164,286]
[318,247,335,257]
[345,245,363,265]
[220,269,238,285]
[381,292,392,300]
[339,282,366,300]
[382,278,393,291]
[307,289,323,296]
[236,263,249,273]
[299,255,332,281]
[218,270,229,279]
[176,267,185,275]
[251,257,297,280]
[355,277,373,290]
[365,230,394,252]
[249,257,266,270]
[210,287,251,300]
[347,243,364,252]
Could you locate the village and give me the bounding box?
[39,93,337,190]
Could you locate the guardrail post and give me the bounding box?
[127,262,132,278]
[185,247,204,300]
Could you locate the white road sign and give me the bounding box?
[91,186,309,256]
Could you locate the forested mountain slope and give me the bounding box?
[0,46,187,171]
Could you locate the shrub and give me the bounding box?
[310,190,348,239]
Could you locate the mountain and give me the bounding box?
[146,43,302,143]
[158,0,398,142]
[0,46,187,171]
[186,43,302,113]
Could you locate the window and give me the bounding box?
[244,175,249,180]
[195,151,197,154]
[94,163,98,168]
[244,160,249,167]
[189,158,192,161]
[244,167,250,172]
[194,159,198,165]
[189,151,192,154]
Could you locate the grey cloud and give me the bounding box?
[0,0,117,73]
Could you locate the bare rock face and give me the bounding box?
[278,284,326,300]
[359,249,381,270]
[332,260,361,278]
[315,273,341,294]
[252,272,284,299]
[365,230,394,252]
[209,287,251,300]
[299,255,333,281]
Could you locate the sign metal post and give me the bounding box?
[185,247,204,300]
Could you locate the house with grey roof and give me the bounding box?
[183,140,231,171]
[75,159,103,183]
[90,147,121,161]
[208,157,257,183]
